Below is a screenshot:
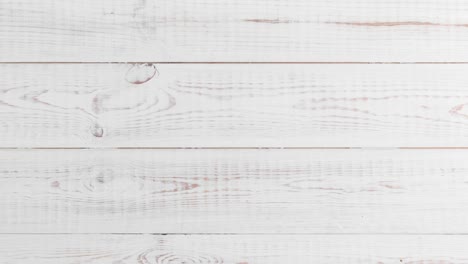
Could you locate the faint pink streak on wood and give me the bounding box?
[244,19,291,24]
[328,21,468,27]
[449,103,468,118]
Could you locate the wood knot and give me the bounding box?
[91,124,104,138]
[144,252,223,264]
[95,171,114,184]
[126,63,158,85]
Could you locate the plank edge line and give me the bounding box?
[4,62,468,64]
[1,147,468,150]
[2,233,468,235]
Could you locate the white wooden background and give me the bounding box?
[2,0,468,263]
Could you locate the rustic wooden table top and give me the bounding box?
[2,0,468,263]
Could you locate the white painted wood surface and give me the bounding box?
[2,149,468,233]
[2,0,466,262]
[3,64,468,147]
[1,235,468,264]
[4,0,468,62]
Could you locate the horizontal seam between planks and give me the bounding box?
[4,62,468,64]
[2,233,468,235]
[0,147,353,150]
[0,147,467,150]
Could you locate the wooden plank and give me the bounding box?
[1,234,468,263]
[4,0,468,62]
[3,64,468,147]
[3,149,468,233]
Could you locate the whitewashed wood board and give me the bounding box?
[2,149,468,233]
[4,0,468,62]
[2,64,468,147]
[3,0,467,260]
[1,234,468,264]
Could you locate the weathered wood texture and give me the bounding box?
[3,0,468,62]
[2,64,468,147]
[1,234,468,264]
[2,149,468,233]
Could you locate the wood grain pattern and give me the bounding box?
[1,234,468,264]
[3,149,468,233]
[4,0,466,259]
[3,64,468,147]
[4,0,468,62]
